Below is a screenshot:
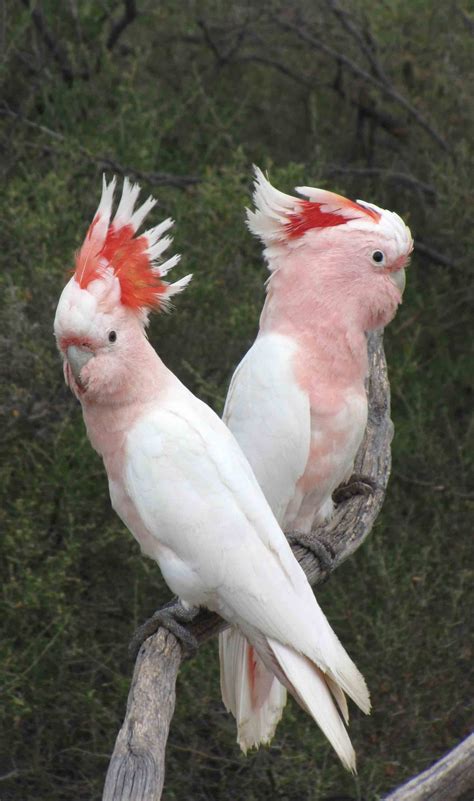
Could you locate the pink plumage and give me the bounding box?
[219,167,413,754]
[54,174,373,774]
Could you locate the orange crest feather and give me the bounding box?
[74,177,190,311]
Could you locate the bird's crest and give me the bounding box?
[247,167,381,245]
[74,176,191,311]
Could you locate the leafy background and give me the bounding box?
[1,2,472,799]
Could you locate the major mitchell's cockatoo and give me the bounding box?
[219,167,413,752]
[54,177,371,772]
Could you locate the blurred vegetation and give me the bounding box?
[1,1,472,799]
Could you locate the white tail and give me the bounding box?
[267,638,358,772]
[219,628,287,752]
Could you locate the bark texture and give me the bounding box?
[383,733,474,801]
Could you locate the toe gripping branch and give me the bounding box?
[332,473,378,504]
[129,597,199,661]
[286,531,336,583]
[287,475,377,583]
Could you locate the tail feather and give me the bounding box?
[267,638,357,773]
[219,629,287,752]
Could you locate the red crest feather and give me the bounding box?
[286,195,381,240]
[247,167,381,248]
[74,176,190,312]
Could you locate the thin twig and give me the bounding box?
[276,16,450,153]
[322,166,436,197]
[0,108,200,189]
[21,0,88,84]
[107,0,137,51]
[326,0,388,83]
[413,240,460,269]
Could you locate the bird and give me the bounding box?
[54,176,371,772]
[219,167,413,752]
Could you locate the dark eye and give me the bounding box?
[372,250,385,265]
[108,331,117,343]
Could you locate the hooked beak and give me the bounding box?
[390,268,406,295]
[66,345,94,387]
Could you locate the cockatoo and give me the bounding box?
[54,177,371,772]
[219,167,413,752]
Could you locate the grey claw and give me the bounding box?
[286,531,335,582]
[333,474,377,504]
[129,598,199,660]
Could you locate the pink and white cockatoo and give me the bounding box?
[219,167,413,752]
[54,177,371,772]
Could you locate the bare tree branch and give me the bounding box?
[0,108,200,189]
[414,240,460,270]
[21,0,88,84]
[102,329,394,800]
[275,16,450,153]
[106,0,138,51]
[382,733,474,801]
[322,166,436,197]
[102,630,181,801]
[326,0,389,84]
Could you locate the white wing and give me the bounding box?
[223,332,310,526]
[123,387,310,616]
[122,383,369,769]
[123,385,368,697]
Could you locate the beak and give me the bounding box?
[66,345,94,385]
[390,268,406,295]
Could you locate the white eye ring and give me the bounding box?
[372,250,385,265]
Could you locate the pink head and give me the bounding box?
[247,167,413,331]
[54,176,191,402]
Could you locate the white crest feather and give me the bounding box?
[246,166,301,244]
[130,195,158,232]
[147,235,173,262]
[159,273,193,311]
[112,177,141,228]
[144,218,174,247]
[153,253,181,277]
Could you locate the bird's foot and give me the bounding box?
[129,597,199,661]
[286,530,336,582]
[332,473,377,504]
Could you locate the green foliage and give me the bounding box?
[1,2,472,799]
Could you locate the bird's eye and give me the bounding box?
[108,331,117,343]
[372,250,385,265]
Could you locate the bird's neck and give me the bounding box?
[80,338,171,464]
[259,261,369,386]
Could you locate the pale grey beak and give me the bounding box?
[391,268,406,294]
[66,345,94,384]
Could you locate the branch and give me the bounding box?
[382,733,474,801]
[322,166,436,198]
[275,16,450,153]
[102,329,393,800]
[0,108,200,189]
[103,630,181,801]
[413,240,461,270]
[106,0,137,51]
[22,0,78,85]
[326,0,389,84]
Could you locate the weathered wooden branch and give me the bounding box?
[383,733,474,801]
[103,329,393,800]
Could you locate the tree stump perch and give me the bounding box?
[102,329,420,801]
